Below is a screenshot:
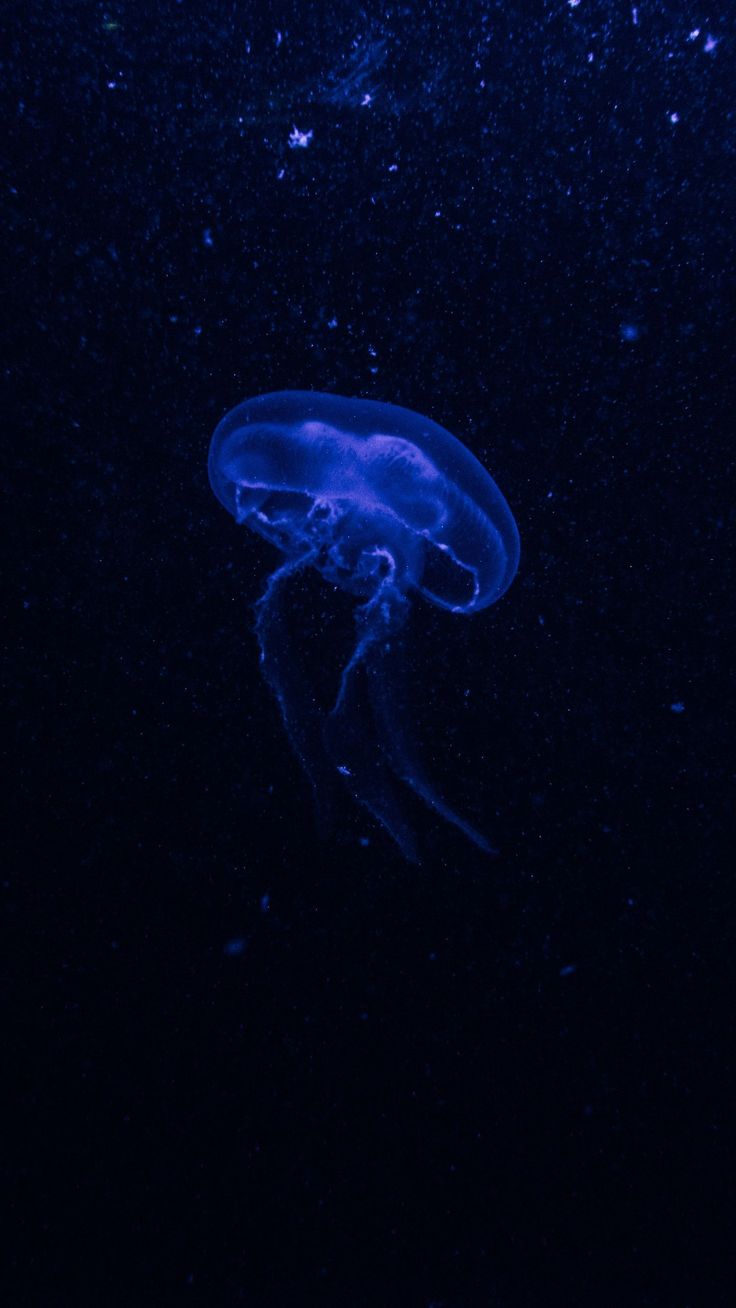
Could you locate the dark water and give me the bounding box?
[6,2,734,1304]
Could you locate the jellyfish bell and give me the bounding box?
[209,390,520,859]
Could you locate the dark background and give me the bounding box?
[5,1,735,1303]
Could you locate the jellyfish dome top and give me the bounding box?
[209,391,520,861]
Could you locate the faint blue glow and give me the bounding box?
[224,937,247,956]
[559,965,577,977]
[670,702,685,713]
[620,323,640,342]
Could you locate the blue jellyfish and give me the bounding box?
[209,391,520,861]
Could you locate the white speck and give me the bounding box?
[107,81,117,89]
[688,28,700,41]
[388,163,398,172]
[202,228,214,248]
[587,52,594,63]
[361,93,372,106]
[288,125,313,149]
[327,316,338,329]
[632,7,638,25]
[704,34,719,53]
[670,701,685,713]
[434,210,442,218]
[275,30,282,47]
[368,344,377,357]
[568,0,581,8]
[669,111,679,123]
[276,167,285,179]
[337,764,352,777]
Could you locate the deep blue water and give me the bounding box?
[6,2,734,1304]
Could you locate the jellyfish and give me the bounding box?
[209,391,520,861]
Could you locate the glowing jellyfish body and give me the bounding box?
[209,391,520,860]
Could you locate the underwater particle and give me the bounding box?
[288,126,313,148]
[224,937,247,956]
[620,322,640,342]
[670,702,685,713]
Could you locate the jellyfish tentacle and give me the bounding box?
[332,550,407,714]
[368,631,496,855]
[325,568,419,860]
[254,550,337,831]
[326,687,420,864]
